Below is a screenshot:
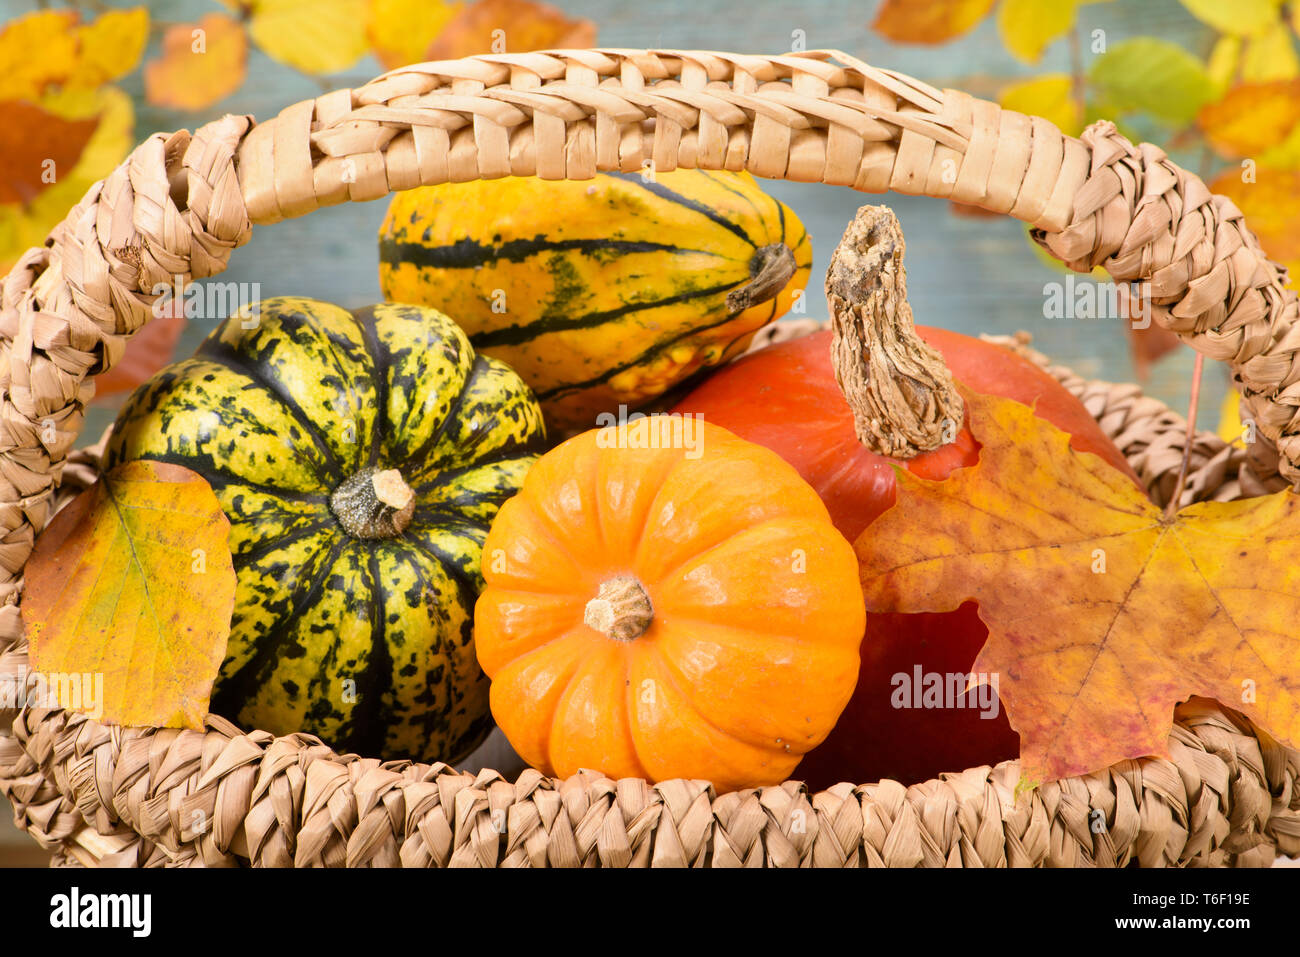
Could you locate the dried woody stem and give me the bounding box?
[827,205,963,458]
[1165,351,1206,520]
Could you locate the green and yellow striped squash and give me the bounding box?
[104,297,546,762]
[378,169,812,431]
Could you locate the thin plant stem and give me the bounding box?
[1165,351,1205,519]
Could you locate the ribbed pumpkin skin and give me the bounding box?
[474,423,865,793]
[104,297,546,762]
[378,169,812,431]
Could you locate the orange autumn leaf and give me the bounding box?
[1198,80,1300,159]
[0,101,98,206]
[24,460,236,730]
[1210,166,1300,284]
[871,0,997,45]
[425,0,595,59]
[144,14,248,111]
[91,301,187,402]
[857,390,1300,785]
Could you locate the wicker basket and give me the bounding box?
[1,48,1298,868]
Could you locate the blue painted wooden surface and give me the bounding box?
[38,0,1228,443]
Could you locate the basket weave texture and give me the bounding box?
[1,48,1298,867]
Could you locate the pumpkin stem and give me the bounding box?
[728,242,798,314]
[826,205,963,459]
[330,466,416,539]
[584,575,654,641]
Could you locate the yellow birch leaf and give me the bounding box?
[248,0,371,75]
[1198,80,1300,158]
[998,73,1082,136]
[858,390,1300,784]
[68,7,150,89]
[872,0,996,44]
[369,0,463,70]
[1241,20,1300,82]
[24,461,236,730]
[144,15,248,112]
[1180,0,1282,36]
[1207,34,1242,99]
[998,0,1078,64]
[0,10,79,100]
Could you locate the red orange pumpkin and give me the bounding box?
[672,326,1141,785]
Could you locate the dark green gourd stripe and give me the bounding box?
[534,301,776,402]
[378,234,724,270]
[404,352,488,468]
[699,170,769,223]
[469,279,739,349]
[196,336,348,485]
[352,549,398,757]
[353,306,392,471]
[210,533,348,718]
[608,172,760,246]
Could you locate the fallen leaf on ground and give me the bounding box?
[857,389,1300,784]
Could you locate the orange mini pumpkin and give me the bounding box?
[474,421,865,792]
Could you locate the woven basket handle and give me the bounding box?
[3,46,1298,614]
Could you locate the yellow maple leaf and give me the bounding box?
[857,390,1300,784]
[24,461,236,730]
[144,14,249,112]
[247,0,371,75]
[368,0,463,70]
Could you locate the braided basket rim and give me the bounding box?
[1,47,1298,867]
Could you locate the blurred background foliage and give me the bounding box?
[0,0,1295,432]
